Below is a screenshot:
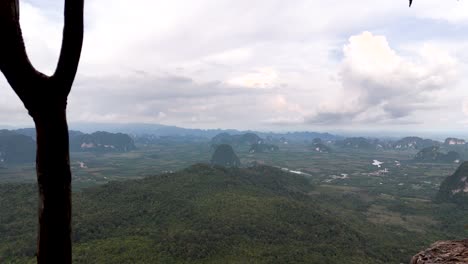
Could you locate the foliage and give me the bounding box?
[2,140,468,263]
[0,164,451,263]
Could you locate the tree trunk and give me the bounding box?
[0,1,83,262]
[33,108,72,263]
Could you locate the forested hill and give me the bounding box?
[437,161,468,206]
[69,131,136,152]
[413,146,460,163]
[1,164,431,263]
[0,130,35,164]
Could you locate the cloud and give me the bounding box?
[20,2,63,75]
[67,72,279,127]
[227,68,280,89]
[463,98,468,116]
[2,1,468,132]
[308,31,459,125]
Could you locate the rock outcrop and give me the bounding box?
[393,136,439,150]
[445,138,466,146]
[411,239,468,263]
[311,139,332,153]
[210,144,241,167]
[437,161,468,205]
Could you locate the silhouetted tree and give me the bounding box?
[0,0,83,263]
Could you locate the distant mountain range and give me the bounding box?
[393,137,440,150]
[331,136,468,152]
[3,122,468,143]
[4,122,468,165]
[0,129,136,165]
[69,131,136,152]
[15,128,136,153]
[66,123,342,143]
[208,133,463,155]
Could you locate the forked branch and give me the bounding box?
[0,0,83,114]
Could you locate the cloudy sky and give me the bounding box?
[2,0,468,133]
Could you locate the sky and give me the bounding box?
[2,0,468,134]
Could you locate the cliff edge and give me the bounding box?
[411,239,468,263]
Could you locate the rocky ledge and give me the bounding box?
[411,239,468,264]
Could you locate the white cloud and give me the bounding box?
[463,98,468,116]
[203,48,253,65]
[227,68,279,89]
[20,2,62,75]
[308,31,459,125]
[1,1,468,132]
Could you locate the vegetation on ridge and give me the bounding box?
[2,164,467,263]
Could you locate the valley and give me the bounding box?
[0,139,459,198]
[1,130,468,263]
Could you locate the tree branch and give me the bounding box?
[0,0,84,114]
[52,0,84,95]
[0,0,43,105]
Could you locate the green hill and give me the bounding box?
[210,144,241,167]
[393,137,439,150]
[0,130,36,164]
[0,165,434,263]
[413,146,460,163]
[311,139,332,153]
[437,161,468,206]
[70,131,136,152]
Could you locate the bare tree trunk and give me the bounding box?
[34,108,72,263]
[0,1,83,263]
